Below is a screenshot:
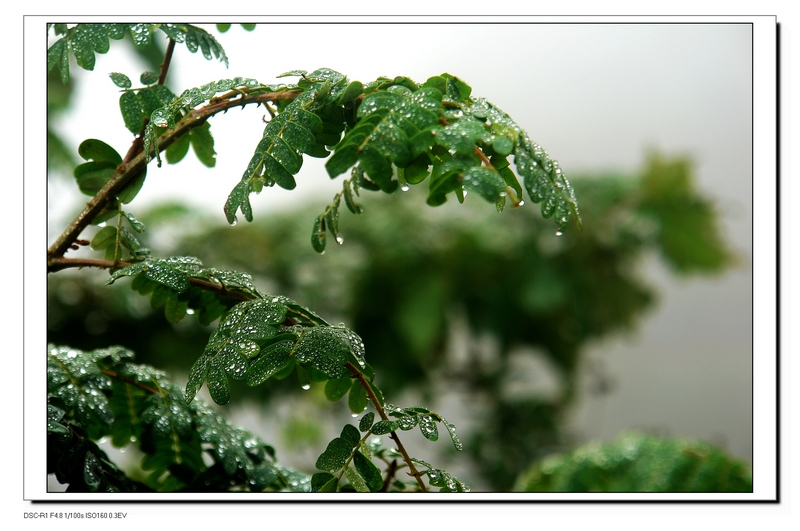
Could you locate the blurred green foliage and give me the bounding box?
[48,153,736,490]
[514,432,752,492]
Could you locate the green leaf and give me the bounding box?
[343,181,364,214]
[462,167,507,202]
[311,215,326,254]
[123,211,145,232]
[315,437,353,472]
[164,291,188,323]
[370,420,398,435]
[109,72,132,88]
[359,412,375,433]
[311,472,338,492]
[47,38,65,74]
[293,327,349,379]
[418,414,439,441]
[74,163,115,196]
[90,226,117,251]
[185,356,210,403]
[224,181,253,225]
[436,118,489,155]
[142,262,190,292]
[120,88,144,134]
[246,340,292,387]
[190,121,216,167]
[140,71,160,85]
[117,169,146,204]
[339,80,363,106]
[344,465,370,492]
[165,133,190,164]
[352,450,383,491]
[58,40,70,84]
[348,379,368,415]
[340,424,361,449]
[492,136,514,157]
[324,375,352,401]
[206,358,231,405]
[324,201,343,245]
[78,138,122,165]
[442,419,463,452]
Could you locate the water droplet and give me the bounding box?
[555,230,563,237]
[186,308,195,315]
[230,217,238,227]
[335,236,344,245]
[301,384,311,391]
[351,413,359,418]
[401,184,410,192]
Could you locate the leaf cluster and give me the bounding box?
[48,23,228,85]
[311,412,467,493]
[105,255,375,407]
[47,344,305,492]
[514,432,752,492]
[212,69,581,251]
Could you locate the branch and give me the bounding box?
[47,257,250,302]
[47,89,302,261]
[346,362,428,492]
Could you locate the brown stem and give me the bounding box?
[47,257,251,303]
[157,39,176,86]
[47,89,302,261]
[381,459,398,492]
[100,368,159,394]
[346,362,428,492]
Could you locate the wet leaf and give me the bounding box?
[359,412,375,433]
[324,375,352,401]
[90,226,117,251]
[348,380,368,414]
[418,414,438,442]
[352,450,382,492]
[109,72,131,89]
[119,90,143,134]
[370,420,398,435]
[315,437,352,472]
[311,472,338,492]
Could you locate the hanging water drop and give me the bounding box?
[401,183,410,192]
[301,384,311,391]
[335,235,344,245]
[230,217,238,227]
[555,230,563,237]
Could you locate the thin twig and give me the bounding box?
[46,257,251,302]
[346,362,428,492]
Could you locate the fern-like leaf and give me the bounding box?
[48,24,229,85]
[158,24,229,66]
[224,70,346,224]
